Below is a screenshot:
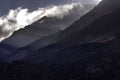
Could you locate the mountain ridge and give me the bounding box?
[8,0,120,62]
[1,0,120,80]
[56,0,120,44]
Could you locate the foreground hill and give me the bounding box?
[1,38,120,80]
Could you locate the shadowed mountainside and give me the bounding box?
[1,0,120,80]
[1,39,120,80]
[57,0,120,44]
[9,0,120,62]
[0,3,92,61]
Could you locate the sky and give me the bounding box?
[0,0,100,15]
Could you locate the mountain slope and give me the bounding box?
[9,9,120,79]
[9,0,120,62]
[8,31,61,61]
[3,0,120,79]
[2,40,120,80]
[0,2,89,61]
[57,0,120,44]
[0,15,76,60]
[59,8,120,44]
[0,16,61,60]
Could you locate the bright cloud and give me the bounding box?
[0,3,88,42]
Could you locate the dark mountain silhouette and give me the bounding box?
[57,0,120,44]
[2,39,120,80]
[4,0,120,80]
[59,8,120,45]
[12,8,120,64]
[0,3,88,58]
[0,3,88,61]
[1,0,120,80]
[9,0,120,61]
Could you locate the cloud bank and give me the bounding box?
[0,3,88,42]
